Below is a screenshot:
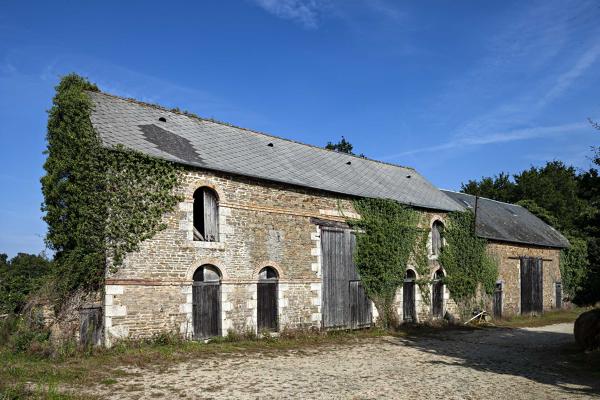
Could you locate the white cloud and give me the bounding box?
[382,121,590,158]
[538,42,600,107]
[253,0,325,29]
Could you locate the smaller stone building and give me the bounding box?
[442,191,570,317]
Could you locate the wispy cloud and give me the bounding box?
[383,122,590,158]
[252,0,326,29]
[538,42,600,107]
[388,1,600,162]
[251,0,405,30]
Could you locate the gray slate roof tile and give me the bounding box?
[88,91,462,212]
[441,190,569,248]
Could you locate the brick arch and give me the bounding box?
[428,214,446,228]
[405,267,418,279]
[185,258,228,281]
[186,178,226,203]
[253,261,285,280]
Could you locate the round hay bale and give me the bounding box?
[574,309,600,351]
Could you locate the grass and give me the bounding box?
[0,328,390,399]
[495,307,588,328]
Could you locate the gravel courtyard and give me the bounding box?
[84,323,599,399]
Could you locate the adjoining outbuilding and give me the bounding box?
[442,190,570,317]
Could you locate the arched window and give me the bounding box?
[193,187,219,242]
[432,269,444,318]
[431,221,444,256]
[192,264,222,338]
[403,269,416,322]
[257,267,279,332]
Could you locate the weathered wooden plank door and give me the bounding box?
[258,281,278,332]
[203,189,219,242]
[349,280,372,329]
[555,282,562,309]
[493,282,502,318]
[520,257,543,315]
[403,271,416,322]
[432,270,444,318]
[193,282,221,339]
[321,228,371,329]
[79,306,103,347]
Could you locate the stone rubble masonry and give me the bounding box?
[102,167,561,345]
[486,242,561,316]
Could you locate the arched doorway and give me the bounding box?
[192,264,222,339]
[403,269,417,322]
[257,267,278,332]
[432,269,444,318]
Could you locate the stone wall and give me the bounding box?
[104,168,359,345]
[102,166,560,345]
[486,242,561,316]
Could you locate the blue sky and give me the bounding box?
[1,0,599,257]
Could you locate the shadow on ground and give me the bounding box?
[389,324,600,397]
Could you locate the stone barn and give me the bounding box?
[442,191,570,317]
[83,91,567,346]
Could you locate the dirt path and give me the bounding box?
[81,323,599,399]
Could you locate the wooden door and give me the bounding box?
[258,281,278,332]
[321,228,371,329]
[403,272,416,322]
[520,257,543,315]
[349,280,372,329]
[432,271,444,318]
[203,190,219,241]
[555,282,562,309]
[193,282,221,339]
[493,282,502,318]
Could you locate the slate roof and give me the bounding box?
[87,91,462,212]
[441,190,570,248]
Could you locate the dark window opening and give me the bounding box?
[193,187,219,242]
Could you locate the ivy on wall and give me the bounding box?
[560,236,589,300]
[348,198,423,328]
[438,211,498,316]
[41,74,182,301]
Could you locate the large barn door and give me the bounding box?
[192,265,222,339]
[520,257,543,315]
[321,228,371,329]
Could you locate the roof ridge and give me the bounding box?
[440,188,524,208]
[88,90,416,171]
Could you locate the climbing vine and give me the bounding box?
[348,198,423,328]
[413,228,431,306]
[559,236,589,300]
[438,211,498,317]
[41,74,182,300]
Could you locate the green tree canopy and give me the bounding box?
[0,253,52,314]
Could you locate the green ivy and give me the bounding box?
[413,228,432,305]
[438,211,498,316]
[560,236,589,299]
[41,74,182,301]
[349,198,423,328]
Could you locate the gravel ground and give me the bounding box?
[84,323,599,399]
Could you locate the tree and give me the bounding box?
[325,136,366,157]
[461,172,516,203]
[0,253,52,314]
